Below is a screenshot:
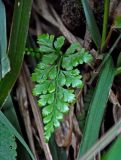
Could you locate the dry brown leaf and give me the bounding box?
[55,107,74,147]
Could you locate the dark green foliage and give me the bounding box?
[0,121,17,160]
[102,136,121,160]
[0,0,10,78]
[31,34,92,141]
[77,57,115,159]
[113,16,121,29]
[0,0,33,108]
[78,88,95,131]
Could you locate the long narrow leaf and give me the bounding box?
[102,136,121,160]
[101,0,110,48]
[2,96,20,131]
[3,96,32,160]
[0,111,35,160]
[81,0,101,48]
[49,135,67,160]
[0,0,33,108]
[77,56,115,159]
[78,118,121,160]
[0,0,10,78]
[0,119,17,160]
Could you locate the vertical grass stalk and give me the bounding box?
[77,56,115,159]
[101,0,110,49]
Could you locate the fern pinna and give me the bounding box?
[31,34,92,141]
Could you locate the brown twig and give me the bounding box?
[50,4,83,45]
[33,0,83,45]
[16,73,38,160]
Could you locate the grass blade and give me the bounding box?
[0,111,35,160]
[2,96,20,132]
[0,0,10,78]
[0,118,17,160]
[77,56,115,159]
[102,135,121,160]
[78,118,121,160]
[81,0,101,48]
[117,52,121,67]
[101,0,110,48]
[49,135,67,160]
[2,96,32,160]
[0,0,33,108]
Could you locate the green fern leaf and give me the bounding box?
[54,36,65,50]
[65,43,80,55]
[0,121,17,160]
[62,69,83,88]
[62,48,92,70]
[37,34,56,53]
[31,34,93,141]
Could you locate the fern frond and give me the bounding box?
[31,34,93,141]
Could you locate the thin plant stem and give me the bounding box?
[101,0,110,49]
[101,33,121,69]
[89,33,121,85]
